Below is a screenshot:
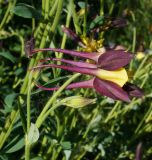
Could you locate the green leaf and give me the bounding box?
[89,16,104,29]
[0,155,8,160]
[61,141,71,150]
[10,3,41,19]
[78,2,85,8]
[27,123,39,145]
[5,137,24,153]
[0,51,17,63]
[14,68,24,76]
[4,93,18,109]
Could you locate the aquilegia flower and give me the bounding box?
[30,47,143,103]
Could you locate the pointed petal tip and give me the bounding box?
[93,78,131,102]
[123,82,144,98]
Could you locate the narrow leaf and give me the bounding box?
[0,51,17,63]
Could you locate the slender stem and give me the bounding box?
[42,0,45,16]
[0,0,16,30]
[104,101,120,123]
[134,55,149,80]
[21,23,49,94]
[32,19,35,31]
[100,0,104,16]
[0,109,19,149]
[129,11,136,70]
[109,3,114,15]
[49,0,58,17]
[50,0,63,33]
[18,97,27,133]
[146,107,152,123]
[44,0,50,20]
[60,1,72,50]
[56,0,72,68]
[71,0,82,34]
[27,71,33,132]
[25,135,30,160]
[36,73,81,128]
[36,103,60,128]
[83,0,88,36]
[135,103,152,134]
[25,71,33,160]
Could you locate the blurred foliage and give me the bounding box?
[0,0,152,160]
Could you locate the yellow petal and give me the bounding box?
[97,68,128,87]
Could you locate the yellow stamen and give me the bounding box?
[97,68,128,87]
[81,36,104,52]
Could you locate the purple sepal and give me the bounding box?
[39,58,97,68]
[31,48,99,62]
[123,82,144,98]
[93,78,130,102]
[32,64,98,77]
[35,78,94,91]
[98,50,134,70]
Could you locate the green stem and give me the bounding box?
[0,0,16,30]
[134,55,149,80]
[27,71,33,132]
[135,103,152,134]
[56,0,72,67]
[42,0,45,16]
[104,101,120,123]
[37,104,60,129]
[71,0,82,34]
[100,0,104,16]
[44,0,50,20]
[49,0,58,17]
[21,23,49,94]
[18,97,27,133]
[0,109,19,149]
[50,0,63,33]
[25,135,31,160]
[60,1,72,50]
[24,71,33,160]
[129,11,136,70]
[36,73,81,128]
[83,0,88,36]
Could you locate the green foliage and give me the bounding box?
[0,51,17,63]
[10,3,41,19]
[0,0,152,160]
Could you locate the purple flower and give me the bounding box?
[30,47,143,103]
